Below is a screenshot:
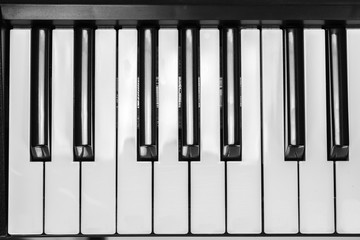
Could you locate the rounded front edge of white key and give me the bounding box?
[44,227,79,235]
[81,226,116,235]
[227,224,262,235]
[154,216,189,235]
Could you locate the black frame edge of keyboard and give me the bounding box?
[4,233,360,238]
[0,19,9,238]
[3,0,360,4]
[1,4,360,27]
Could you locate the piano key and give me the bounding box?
[336,29,360,233]
[262,29,298,233]
[81,29,116,234]
[138,28,158,161]
[180,28,200,161]
[45,29,79,234]
[191,29,225,234]
[326,28,349,161]
[299,29,334,233]
[117,29,152,234]
[73,28,94,161]
[154,29,188,234]
[227,29,262,234]
[30,28,51,162]
[8,29,43,234]
[283,28,305,161]
[220,27,241,161]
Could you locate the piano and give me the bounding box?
[1,0,360,237]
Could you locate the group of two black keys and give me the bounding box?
[29,26,348,163]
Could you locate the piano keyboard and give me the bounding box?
[2,1,360,238]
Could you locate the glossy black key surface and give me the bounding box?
[73,28,94,161]
[283,28,305,161]
[220,27,241,161]
[179,27,200,161]
[30,28,51,162]
[138,27,158,161]
[326,28,349,161]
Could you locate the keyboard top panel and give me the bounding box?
[1,0,360,26]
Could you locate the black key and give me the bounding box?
[220,27,241,161]
[283,28,305,161]
[30,28,51,162]
[179,28,200,161]
[73,28,94,161]
[326,28,349,161]
[138,27,158,161]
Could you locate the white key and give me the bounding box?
[300,29,334,233]
[45,29,79,234]
[336,29,360,233]
[8,29,44,234]
[117,29,152,234]
[191,29,225,234]
[262,29,298,233]
[154,29,188,234]
[81,29,116,234]
[227,29,262,234]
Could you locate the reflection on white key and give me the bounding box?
[81,29,116,234]
[336,29,360,233]
[300,29,334,233]
[45,29,79,234]
[154,29,188,234]
[117,29,152,234]
[8,29,44,234]
[262,29,298,233]
[191,29,225,234]
[227,29,261,234]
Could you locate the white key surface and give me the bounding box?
[336,29,360,233]
[300,29,334,233]
[81,29,116,234]
[8,29,44,234]
[154,29,188,234]
[117,29,152,234]
[227,29,262,234]
[45,29,79,234]
[262,29,298,233]
[191,29,225,234]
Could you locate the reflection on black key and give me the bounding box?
[284,28,305,161]
[30,28,51,161]
[73,28,94,161]
[220,27,241,161]
[326,28,349,161]
[179,28,200,161]
[138,28,158,161]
